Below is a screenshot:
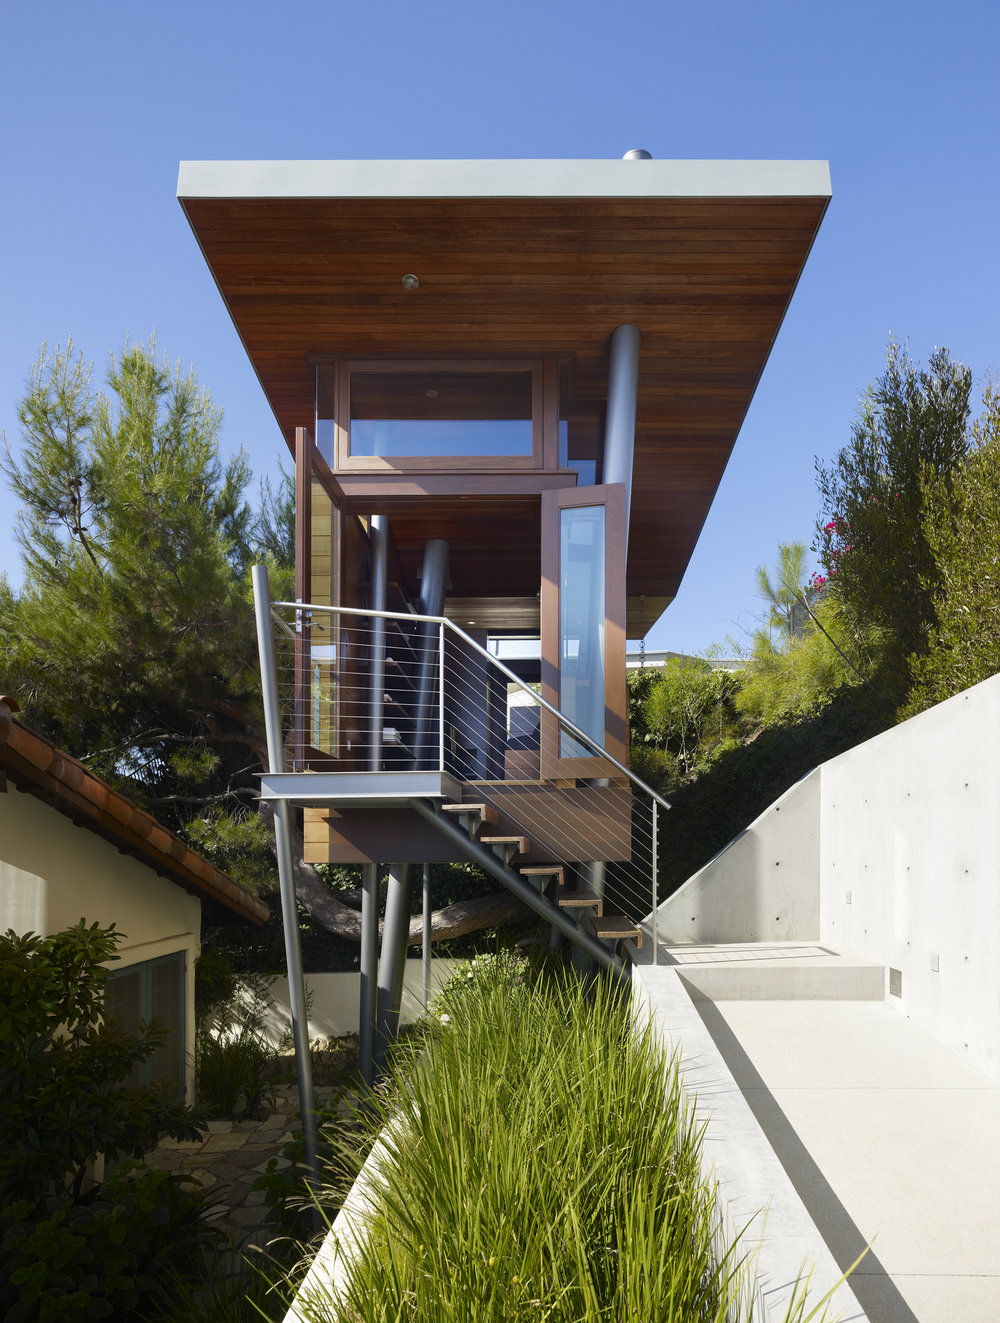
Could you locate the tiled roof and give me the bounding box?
[0,696,269,926]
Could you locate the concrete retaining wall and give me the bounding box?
[655,769,821,944]
[654,671,1000,1081]
[819,676,1000,1080]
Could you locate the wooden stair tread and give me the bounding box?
[592,915,643,949]
[441,802,500,827]
[480,834,529,854]
[556,888,604,915]
[520,864,565,881]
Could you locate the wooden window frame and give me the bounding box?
[332,357,556,473]
[540,482,628,779]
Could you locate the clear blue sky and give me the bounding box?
[2,0,997,654]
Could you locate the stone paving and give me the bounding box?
[147,1086,347,1254]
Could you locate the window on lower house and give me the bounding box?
[104,950,186,1093]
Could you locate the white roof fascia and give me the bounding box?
[177,158,831,202]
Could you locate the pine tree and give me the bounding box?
[815,338,973,701]
[1,339,513,948]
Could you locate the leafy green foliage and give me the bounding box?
[196,1031,275,1120]
[193,950,238,1025]
[299,957,746,1322]
[0,922,215,1321]
[736,595,884,726]
[0,337,291,848]
[629,657,738,785]
[905,383,1000,715]
[754,540,814,644]
[1,1164,217,1323]
[815,338,973,699]
[0,923,201,1202]
[193,955,288,1119]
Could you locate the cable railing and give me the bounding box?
[269,601,669,958]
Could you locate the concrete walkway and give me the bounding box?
[635,942,1000,1322]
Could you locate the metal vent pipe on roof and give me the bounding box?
[622,148,653,159]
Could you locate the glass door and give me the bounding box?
[540,483,627,778]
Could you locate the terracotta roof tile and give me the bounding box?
[0,696,268,926]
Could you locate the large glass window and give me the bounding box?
[104,951,185,1094]
[559,504,605,757]
[350,370,532,459]
[317,361,543,469]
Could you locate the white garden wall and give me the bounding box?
[264,957,464,1045]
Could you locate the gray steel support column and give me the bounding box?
[374,537,450,1075]
[412,539,450,770]
[422,862,432,1011]
[359,862,379,1088]
[603,322,642,539]
[367,515,389,769]
[251,566,319,1190]
[374,862,415,1074]
[360,515,389,1089]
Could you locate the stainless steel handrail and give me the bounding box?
[274,599,672,814]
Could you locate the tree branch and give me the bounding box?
[256,801,526,945]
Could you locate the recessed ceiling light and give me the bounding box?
[402,273,419,290]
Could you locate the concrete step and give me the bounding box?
[664,942,886,1001]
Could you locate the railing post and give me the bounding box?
[422,862,432,1012]
[651,801,658,965]
[438,621,446,773]
[250,566,320,1195]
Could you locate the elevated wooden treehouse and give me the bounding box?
[178,155,830,1077]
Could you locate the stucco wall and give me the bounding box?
[0,781,200,1097]
[265,958,465,1045]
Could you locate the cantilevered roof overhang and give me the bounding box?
[178,158,830,627]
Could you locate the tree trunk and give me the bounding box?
[257,802,526,945]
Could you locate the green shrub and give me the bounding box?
[905,383,1000,716]
[193,950,237,1027]
[297,961,741,1321]
[0,922,214,1321]
[735,596,881,727]
[196,1029,274,1120]
[1,1164,217,1323]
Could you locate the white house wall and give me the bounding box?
[0,781,200,1096]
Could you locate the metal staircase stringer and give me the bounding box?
[410,798,629,986]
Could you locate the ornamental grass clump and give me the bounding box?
[296,955,743,1322]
